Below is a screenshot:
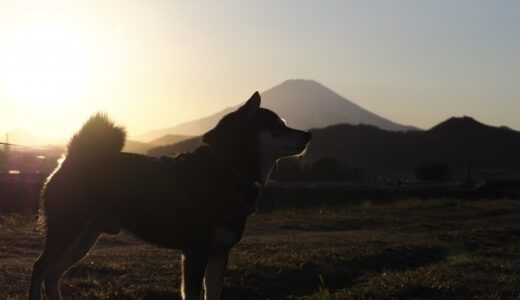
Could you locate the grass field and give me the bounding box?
[2,198,520,299]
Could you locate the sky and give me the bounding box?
[0,0,519,140]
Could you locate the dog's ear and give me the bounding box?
[204,92,260,145]
[238,91,261,119]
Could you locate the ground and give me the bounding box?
[2,198,520,299]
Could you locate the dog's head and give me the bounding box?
[203,92,312,162]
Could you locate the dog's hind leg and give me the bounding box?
[29,249,54,300]
[44,215,104,300]
[181,251,208,300]
[204,250,230,300]
[29,215,104,300]
[29,225,80,300]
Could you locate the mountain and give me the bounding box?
[134,79,416,141]
[148,134,193,146]
[0,130,153,155]
[128,134,193,155]
[147,136,202,157]
[147,116,520,174]
[304,116,520,173]
[123,140,153,154]
[1,129,64,147]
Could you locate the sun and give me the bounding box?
[0,24,90,105]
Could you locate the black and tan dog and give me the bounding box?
[28,92,311,300]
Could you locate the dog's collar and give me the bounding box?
[231,171,260,214]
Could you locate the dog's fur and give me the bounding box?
[28,92,311,300]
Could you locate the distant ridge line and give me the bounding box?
[133,79,417,141]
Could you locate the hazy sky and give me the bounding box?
[0,0,519,139]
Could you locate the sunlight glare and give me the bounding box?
[0,24,90,105]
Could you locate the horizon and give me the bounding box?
[1,1,519,140]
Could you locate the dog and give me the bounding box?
[28,92,311,300]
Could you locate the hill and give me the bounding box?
[148,134,193,146]
[135,79,416,141]
[1,129,64,146]
[305,116,520,173]
[147,136,202,157]
[0,130,176,155]
[148,116,520,174]
[122,140,153,154]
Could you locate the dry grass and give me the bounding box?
[2,198,520,299]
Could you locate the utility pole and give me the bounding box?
[4,134,10,153]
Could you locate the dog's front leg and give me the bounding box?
[204,249,230,300]
[181,251,208,300]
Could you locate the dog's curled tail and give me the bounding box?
[67,113,126,160]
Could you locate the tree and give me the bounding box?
[309,157,348,181]
[271,158,306,181]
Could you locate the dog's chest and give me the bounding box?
[210,192,250,248]
[212,226,242,248]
